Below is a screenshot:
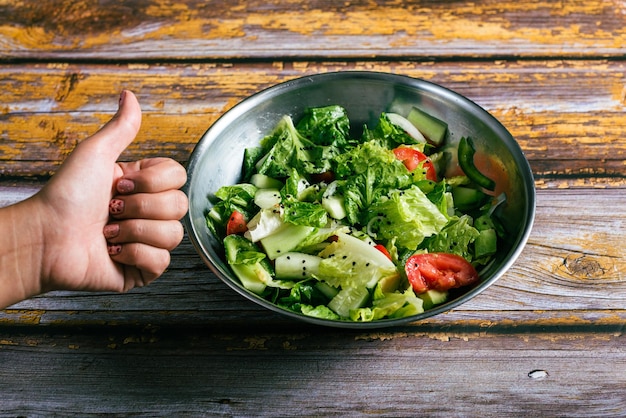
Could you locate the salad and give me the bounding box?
[205,104,505,322]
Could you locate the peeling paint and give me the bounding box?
[2,1,625,54]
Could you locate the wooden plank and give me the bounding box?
[2,2,624,414]
[0,323,625,416]
[1,0,625,60]
[1,187,624,328]
[2,60,626,181]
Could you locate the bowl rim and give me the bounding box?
[184,70,536,329]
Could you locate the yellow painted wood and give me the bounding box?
[1,0,625,59]
[2,61,625,181]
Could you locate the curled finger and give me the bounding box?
[104,219,184,251]
[108,242,172,287]
[109,189,188,220]
[116,158,187,194]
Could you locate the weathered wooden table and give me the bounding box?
[1,1,625,416]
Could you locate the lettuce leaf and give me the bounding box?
[333,141,412,224]
[300,304,341,320]
[257,115,329,177]
[282,199,328,228]
[365,185,448,251]
[277,282,342,320]
[421,214,480,261]
[295,105,352,147]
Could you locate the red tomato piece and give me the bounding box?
[405,253,479,293]
[374,244,392,260]
[226,210,248,235]
[392,146,437,181]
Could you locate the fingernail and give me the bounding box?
[108,244,122,255]
[109,199,124,215]
[103,224,120,239]
[119,90,127,107]
[117,179,135,194]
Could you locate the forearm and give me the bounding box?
[0,198,45,309]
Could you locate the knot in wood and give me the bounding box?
[562,255,605,279]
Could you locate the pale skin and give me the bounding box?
[0,90,188,309]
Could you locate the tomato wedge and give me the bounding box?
[374,244,392,260]
[405,253,479,293]
[226,210,248,235]
[392,146,437,181]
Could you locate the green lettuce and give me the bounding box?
[365,185,449,251]
[300,305,341,320]
[295,105,352,147]
[282,199,328,228]
[206,183,258,238]
[421,214,480,261]
[257,115,330,177]
[362,113,427,149]
[333,141,413,224]
[277,281,342,320]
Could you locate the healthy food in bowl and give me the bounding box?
[184,71,535,328]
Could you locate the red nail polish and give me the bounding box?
[108,244,122,255]
[117,179,135,194]
[109,199,124,215]
[103,224,120,239]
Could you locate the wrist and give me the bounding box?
[0,197,45,308]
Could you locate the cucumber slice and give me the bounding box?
[250,173,284,189]
[274,252,322,280]
[451,186,488,211]
[230,263,267,295]
[407,107,448,146]
[315,282,339,300]
[322,195,347,220]
[328,286,370,318]
[260,223,315,260]
[418,289,449,310]
[254,188,281,209]
[474,228,497,259]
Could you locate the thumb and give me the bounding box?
[81,90,142,162]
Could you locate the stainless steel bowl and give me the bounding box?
[184,71,535,328]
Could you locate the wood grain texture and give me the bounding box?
[0,188,623,329]
[0,324,625,417]
[2,0,626,415]
[1,0,626,60]
[2,60,626,182]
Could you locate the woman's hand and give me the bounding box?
[0,90,188,308]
